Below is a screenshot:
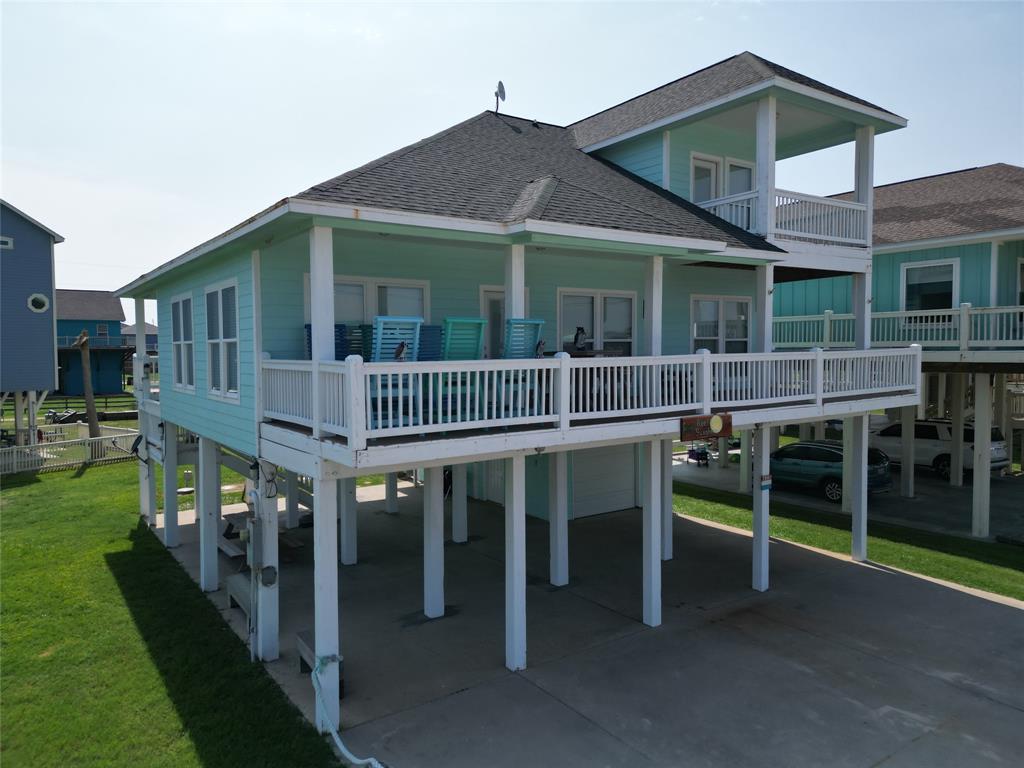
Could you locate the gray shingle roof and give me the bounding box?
[834,164,1024,246]
[297,111,778,251]
[56,290,125,322]
[569,52,902,149]
[121,322,158,335]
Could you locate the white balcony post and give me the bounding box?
[754,263,774,352]
[339,477,357,566]
[345,355,366,451]
[385,472,399,514]
[310,226,335,439]
[814,421,827,441]
[661,438,674,562]
[853,270,871,351]
[286,471,300,529]
[718,437,731,468]
[822,310,833,348]
[738,430,751,493]
[644,255,664,356]
[163,421,179,548]
[936,374,948,418]
[842,418,853,515]
[849,415,869,561]
[755,94,777,238]
[698,348,712,415]
[958,303,972,351]
[918,372,930,420]
[424,465,445,619]
[548,451,569,587]
[972,373,993,538]
[197,437,220,593]
[798,423,812,441]
[950,374,966,487]
[900,405,916,499]
[255,469,280,661]
[311,476,340,733]
[505,244,526,321]
[556,352,571,431]
[854,124,875,247]
[134,297,148,398]
[452,464,468,544]
[812,347,824,408]
[752,426,771,591]
[504,454,527,671]
[641,439,662,626]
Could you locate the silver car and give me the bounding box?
[869,418,1010,480]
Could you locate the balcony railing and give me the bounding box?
[56,335,155,350]
[698,189,868,248]
[774,304,1024,351]
[261,348,921,449]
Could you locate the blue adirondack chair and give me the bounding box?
[369,316,423,429]
[501,319,545,418]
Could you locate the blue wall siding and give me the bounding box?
[156,249,257,456]
[596,134,663,186]
[0,204,57,391]
[56,319,123,342]
[56,349,124,395]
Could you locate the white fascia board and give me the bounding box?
[770,249,873,274]
[521,218,727,253]
[921,351,1024,365]
[288,198,513,236]
[579,78,906,154]
[873,227,1024,255]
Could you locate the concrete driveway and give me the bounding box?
[163,481,1024,768]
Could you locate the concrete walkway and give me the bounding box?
[157,480,1024,768]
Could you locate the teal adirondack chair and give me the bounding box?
[500,319,546,418]
[369,316,423,429]
[442,317,486,360]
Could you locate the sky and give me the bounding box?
[2,1,1022,324]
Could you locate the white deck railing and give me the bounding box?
[0,433,138,475]
[260,348,921,449]
[698,191,757,231]
[774,304,1024,351]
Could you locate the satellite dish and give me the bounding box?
[494,80,506,112]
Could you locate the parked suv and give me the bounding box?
[869,419,1009,480]
[769,440,893,504]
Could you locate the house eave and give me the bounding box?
[873,226,1024,254]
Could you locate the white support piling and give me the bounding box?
[661,438,674,562]
[718,437,730,469]
[849,415,869,562]
[548,452,569,587]
[842,418,853,515]
[424,466,445,618]
[312,476,340,733]
[145,453,158,527]
[451,464,468,544]
[385,472,399,514]
[197,437,220,593]
[951,374,966,487]
[752,427,771,591]
[642,440,662,626]
[255,476,280,661]
[798,423,811,441]
[285,471,300,529]
[162,422,179,547]
[339,477,357,566]
[972,373,992,539]
[505,454,527,671]
[900,405,916,499]
[738,430,751,493]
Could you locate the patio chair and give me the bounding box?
[368,316,423,429]
[500,319,546,418]
[432,318,487,424]
[418,325,444,362]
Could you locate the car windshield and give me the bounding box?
[867,448,888,466]
[963,427,1004,443]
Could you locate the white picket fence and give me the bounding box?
[0,432,139,476]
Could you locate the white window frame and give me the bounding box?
[690,152,722,203]
[724,157,756,196]
[0,236,13,249]
[690,294,752,354]
[303,274,431,324]
[95,323,109,337]
[170,292,195,393]
[556,287,637,355]
[899,258,960,312]
[204,278,240,402]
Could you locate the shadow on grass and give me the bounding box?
[105,521,339,768]
[675,481,1024,576]
[1,472,42,489]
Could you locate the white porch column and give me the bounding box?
[451,464,468,543]
[197,437,220,593]
[311,476,340,732]
[285,471,300,529]
[143,451,158,527]
[754,263,774,352]
[644,255,664,356]
[814,421,826,441]
[504,244,526,321]
[950,374,966,486]
[26,391,38,445]
[937,374,948,418]
[423,466,445,618]
[309,226,336,360]
[852,270,871,351]
[849,415,869,561]
[798,423,812,441]
[918,373,930,420]
[255,472,280,661]
[755,94,777,238]
[505,454,527,671]
[738,430,751,493]
[339,477,357,566]
[842,418,853,515]
[900,405,916,498]
[162,422,179,547]
[718,437,730,468]
[855,124,875,247]
[972,373,993,539]
[752,427,771,592]
[548,451,569,587]
[134,297,148,396]
[385,472,399,514]
[661,438,674,562]
[641,440,663,626]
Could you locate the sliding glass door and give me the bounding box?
[691,296,750,353]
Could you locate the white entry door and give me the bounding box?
[571,445,637,518]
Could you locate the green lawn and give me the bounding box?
[674,481,1024,601]
[1,464,340,768]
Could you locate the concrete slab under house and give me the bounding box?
[116,51,946,751]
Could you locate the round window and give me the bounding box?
[28,293,50,313]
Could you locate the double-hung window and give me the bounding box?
[303,276,429,324]
[171,295,195,390]
[902,260,958,311]
[558,289,635,356]
[691,296,750,353]
[206,282,239,398]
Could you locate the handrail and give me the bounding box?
[774,188,867,211]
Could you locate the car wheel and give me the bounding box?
[821,478,842,504]
[933,454,951,481]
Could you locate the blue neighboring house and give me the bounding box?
[56,289,127,395]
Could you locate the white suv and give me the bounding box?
[869,419,1009,480]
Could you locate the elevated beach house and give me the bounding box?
[55,289,128,396]
[117,53,922,734]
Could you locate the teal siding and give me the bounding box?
[596,134,662,186]
[998,239,1024,306]
[663,264,758,353]
[156,249,257,456]
[773,275,852,316]
[666,122,755,202]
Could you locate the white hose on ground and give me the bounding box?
[312,656,385,768]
